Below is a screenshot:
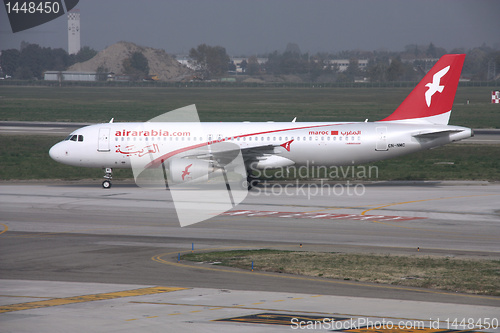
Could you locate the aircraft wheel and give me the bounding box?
[102,180,112,189]
[246,177,259,190]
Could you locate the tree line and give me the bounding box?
[0,42,98,79]
[247,43,500,82]
[189,42,500,82]
[0,42,152,81]
[1,41,499,82]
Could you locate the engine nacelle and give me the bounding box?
[168,159,216,183]
[253,155,295,169]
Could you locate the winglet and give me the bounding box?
[380,54,465,125]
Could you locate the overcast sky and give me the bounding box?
[1,0,499,55]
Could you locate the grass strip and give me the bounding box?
[1,86,498,128]
[0,135,133,180]
[182,249,500,296]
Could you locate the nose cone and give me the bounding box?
[49,142,67,163]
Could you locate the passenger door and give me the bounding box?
[375,127,388,151]
[98,128,111,152]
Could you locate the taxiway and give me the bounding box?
[1,181,499,332]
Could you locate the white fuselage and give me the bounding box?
[49,121,472,170]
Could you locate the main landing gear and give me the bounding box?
[102,167,112,189]
[246,174,260,190]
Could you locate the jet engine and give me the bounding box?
[167,159,216,183]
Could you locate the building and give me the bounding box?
[176,56,268,73]
[324,59,368,72]
[44,71,97,81]
[231,57,267,73]
[175,56,196,70]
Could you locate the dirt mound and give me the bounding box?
[68,41,192,81]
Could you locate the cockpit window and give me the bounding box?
[64,134,83,142]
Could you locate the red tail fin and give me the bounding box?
[380,54,465,124]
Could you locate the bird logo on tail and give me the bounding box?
[425,65,450,107]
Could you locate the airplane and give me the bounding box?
[49,54,472,189]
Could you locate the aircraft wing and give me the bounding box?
[240,144,278,163]
[177,143,280,168]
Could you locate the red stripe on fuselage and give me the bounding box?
[144,123,351,168]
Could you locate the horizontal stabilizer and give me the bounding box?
[412,129,463,138]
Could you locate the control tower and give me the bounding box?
[68,9,80,55]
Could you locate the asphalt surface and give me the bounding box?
[0,121,90,136]
[1,181,499,332]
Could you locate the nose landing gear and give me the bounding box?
[102,167,112,189]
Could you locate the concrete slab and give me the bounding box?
[1,280,499,333]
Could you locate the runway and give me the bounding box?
[1,181,499,332]
[0,121,90,136]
